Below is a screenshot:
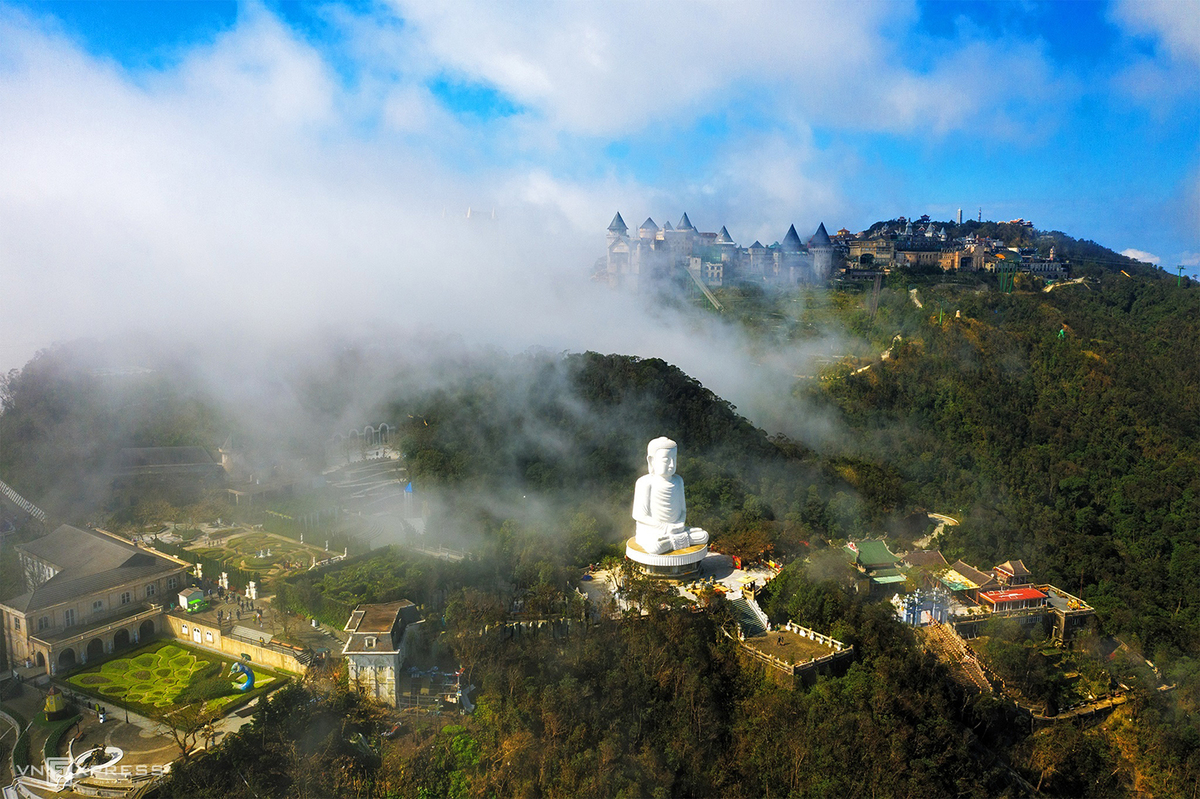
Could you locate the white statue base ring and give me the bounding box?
[625,536,708,578]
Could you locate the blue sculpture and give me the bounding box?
[229,660,255,692]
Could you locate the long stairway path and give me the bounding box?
[728,596,767,638]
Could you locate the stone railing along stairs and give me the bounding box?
[728,595,769,639]
[0,478,46,522]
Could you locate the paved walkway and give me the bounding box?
[579,553,782,616]
[2,670,271,798]
[675,552,779,600]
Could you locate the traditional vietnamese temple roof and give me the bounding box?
[903,550,948,569]
[941,560,999,592]
[979,587,1046,605]
[870,567,907,586]
[938,568,977,592]
[845,540,899,571]
[994,559,1031,579]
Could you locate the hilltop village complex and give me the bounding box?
[597,211,1066,291]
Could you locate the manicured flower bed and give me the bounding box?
[63,640,283,721]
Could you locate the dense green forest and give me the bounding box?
[385,349,919,560]
[808,272,1200,660]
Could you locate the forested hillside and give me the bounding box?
[334,347,925,571]
[809,272,1200,660]
[163,576,1024,799]
[4,265,1198,798]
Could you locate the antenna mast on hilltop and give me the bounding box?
[978,208,982,223]
[1178,265,1186,287]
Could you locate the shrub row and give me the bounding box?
[43,714,82,763]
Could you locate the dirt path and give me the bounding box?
[914,512,958,549]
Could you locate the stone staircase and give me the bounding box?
[728,596,767,638]
[0,478,47,523]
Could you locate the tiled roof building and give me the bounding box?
[0,525,189,674]
[343,601,422,706]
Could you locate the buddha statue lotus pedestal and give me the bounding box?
[625,437,709,578]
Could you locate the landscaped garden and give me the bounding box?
[64,640,284,720]
[191,531,323,573]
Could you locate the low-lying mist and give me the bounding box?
[0,311,881,563]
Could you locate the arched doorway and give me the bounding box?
[139,619,155,640]
[57,648,76,670]
[35,652,45,668]
[86,638,104,661]
[113,629,130,649]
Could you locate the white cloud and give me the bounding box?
[1120,248,1161,264]
[0,4,849,442]
[388,0,1068,140]
[1111,0,1200,64]
[694,127,847,243]
[1109,0,1200,106]
[0,1,1189,437]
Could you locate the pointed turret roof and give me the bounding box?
[662,220,674,231]
[749,240,764,250]
[782,224,803,251]
[608,212,627,233]
[639,217,658,232]
[677,212,695,231]
[809,222,831,248]
[716,226,733,243]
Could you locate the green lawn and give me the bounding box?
[64,640,281,720]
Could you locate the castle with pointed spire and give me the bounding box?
[599,213,834,291]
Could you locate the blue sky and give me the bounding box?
[1,0,1198,374]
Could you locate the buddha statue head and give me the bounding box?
[646,436,678,479]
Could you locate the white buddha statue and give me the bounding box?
[633,437,709,555]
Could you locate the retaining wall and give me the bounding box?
[165,615,305,672]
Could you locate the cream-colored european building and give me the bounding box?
[1,525,189,675]
[343,600,421,706]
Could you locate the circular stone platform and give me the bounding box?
[625,537,708,578]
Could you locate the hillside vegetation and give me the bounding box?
[808,271,1200,659]
[3,264,1198,797]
